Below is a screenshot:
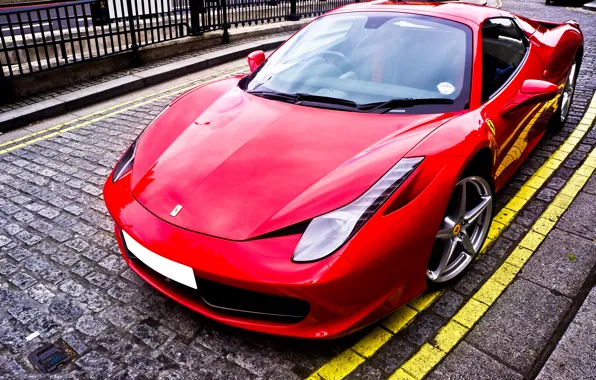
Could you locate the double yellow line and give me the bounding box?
[390,94,596,380]
[0,63,246,155]
[308,93,596,380]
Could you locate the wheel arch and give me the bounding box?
[461,146,495,192]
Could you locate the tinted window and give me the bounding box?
[481,18,527,102]
[244,13,473,114]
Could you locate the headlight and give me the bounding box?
[292,157,424,263]
[111,107,169,183]
[112,138,138,183]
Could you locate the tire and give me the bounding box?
[426,173,493,286]
[549,58,579,132]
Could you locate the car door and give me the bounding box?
[479,18,547,189]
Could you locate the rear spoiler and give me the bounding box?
[531,18,580,30]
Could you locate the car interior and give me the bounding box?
[252,13,471,106]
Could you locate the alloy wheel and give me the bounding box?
[560,61,577,123]
[427,176,493,283]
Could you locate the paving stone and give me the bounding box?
[62,331,89,355]
[79,290,111,313]
[6,247,32,261]
[27,284,55,304]
[427,341,523,380]
[227,343,278,376]
[368,337,414,374]
[164,338,219,371]
[557,192,596,241]
[96,332,138,358]
[432,290,465,319]
[344,364,382,380]
[161,306,203,339]
[9,271,37,290]
[536,287,596,380]
[129,321,167,348]
[59,279,87,297]
[466,279,572,374]
[0,321,29,353]
[0,259,19,276]
[76,315,108,336]
[520,229,596,298]
[27,314,62,338]
[196,359,257,380]
[98,255,127,273]
[123,352,170,378]
[100,306,141,328]
[23,257,50,273]
[8,304,42,324]
[82,247,109,262]
[49,297,85,322]
[76,351,116,375]
[454,271,484,295]
[406,313,445,346]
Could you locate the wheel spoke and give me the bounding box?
[436,216,456,239]
[456,180,467,219]
[427,237,458,281]
[460,232,476,258]
[463,196,492,225]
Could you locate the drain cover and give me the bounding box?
[29,339,77,374]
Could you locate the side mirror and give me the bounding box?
[247,50,265,73]
[501,79,558,116]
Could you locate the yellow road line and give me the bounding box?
[306,291,443,380]
[308,93,596,380]
[0,67,246,154]
[0,64,246,149]
[389,98,596,380]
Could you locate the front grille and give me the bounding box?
[123,242,310,323]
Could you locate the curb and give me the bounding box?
[0,36,287,133]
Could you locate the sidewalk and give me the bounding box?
[0,20,306,132]
[537,285,596,379]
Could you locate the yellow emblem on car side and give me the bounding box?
[487,119,496,135]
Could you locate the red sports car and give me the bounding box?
[103,1,583,338]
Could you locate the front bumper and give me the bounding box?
[103,156,463,338]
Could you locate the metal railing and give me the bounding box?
[0,0,357,78]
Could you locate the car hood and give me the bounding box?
[131,81,455,240]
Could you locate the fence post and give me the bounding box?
[189,0,203,35]
[221,0,229,44]
[286,0,299,21]
[125,0,141,66]
[286,0,300,21]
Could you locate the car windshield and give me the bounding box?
[243,12,473,113]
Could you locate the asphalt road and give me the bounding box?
[0,0,594,379]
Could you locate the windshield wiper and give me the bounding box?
[246,90,298,104]
[360,98,455,113]
[246,90,360,110]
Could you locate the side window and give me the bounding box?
[481,18,527,102]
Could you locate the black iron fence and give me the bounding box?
[0,0,356,78]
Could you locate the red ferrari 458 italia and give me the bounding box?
[103,1,583,338]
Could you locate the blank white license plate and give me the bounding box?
[122,231,197,289]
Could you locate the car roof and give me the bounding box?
[327,1,505,25]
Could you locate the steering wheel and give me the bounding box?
[312,51,353,72]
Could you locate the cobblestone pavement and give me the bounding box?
[0,0,595,379]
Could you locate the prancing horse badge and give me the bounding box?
[170,205,183,217]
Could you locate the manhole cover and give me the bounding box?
[28,339,77,374]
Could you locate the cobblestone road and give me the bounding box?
[0,1,595,379]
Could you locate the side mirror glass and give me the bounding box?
[501,79,558,116]
[247,50,266,73]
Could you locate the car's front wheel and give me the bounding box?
[427,175,493,284]
[550,59,579,131]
